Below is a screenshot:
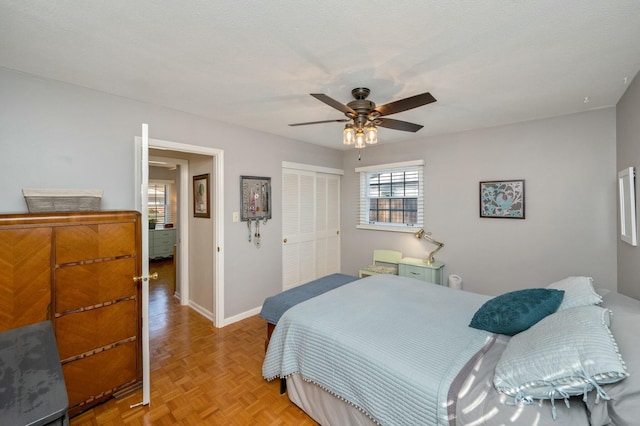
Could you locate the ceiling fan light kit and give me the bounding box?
[364,123,378,145]
[290,87,436,149]
[343,123,355,145]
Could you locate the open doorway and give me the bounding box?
[135,130,224,408]
[145,138,225,326]
[148,158,181,318]
[148,155,188,304]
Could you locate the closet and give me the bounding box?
[282,165,341,290]
[0,211,142,416]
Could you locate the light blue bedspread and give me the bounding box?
[262,274,494,426]
[259,273,358,324]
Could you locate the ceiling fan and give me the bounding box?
[289,87,437,148]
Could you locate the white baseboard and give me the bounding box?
[187,301,262,328]
[188,300,214,322]
[222,307,262,327]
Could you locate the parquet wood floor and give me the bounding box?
[71,259,317,425]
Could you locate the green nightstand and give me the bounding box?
[398,257,444,285]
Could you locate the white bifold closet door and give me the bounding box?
[282,168,341,290]
[315,173,341,277]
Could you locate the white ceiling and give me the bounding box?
[1,1,639,150]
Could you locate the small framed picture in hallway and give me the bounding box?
[193,173,210,218]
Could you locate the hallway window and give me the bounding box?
[149,182,175,225]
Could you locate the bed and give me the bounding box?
[262,274,640,425]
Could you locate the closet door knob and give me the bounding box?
[283,238,288,243]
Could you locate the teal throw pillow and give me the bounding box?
[469,288,564,336]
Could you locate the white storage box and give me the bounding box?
[22,189,103,213]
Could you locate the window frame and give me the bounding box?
[148,179,175,226]
[355,160,424,233]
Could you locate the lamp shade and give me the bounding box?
[365,124,378,144]
[355,129,366,148]
[343,124,355,145]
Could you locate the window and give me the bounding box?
[148,181,176,226]
[356,160,424,232]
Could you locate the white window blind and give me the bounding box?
[148,181,176,226]
[356,160,424,232]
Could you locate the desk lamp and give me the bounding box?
[414,229,444,264]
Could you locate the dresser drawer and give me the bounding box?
[55,300,137,360]
[55,258,137,312]
[154,233,174,245]
[55,223,136,264]
[153,244,174,257]
[62,341,137,408]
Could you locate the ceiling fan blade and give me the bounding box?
[376,118,424,132]
[289,118,350,127]
[374,92,436,117]
[311,93,356,115]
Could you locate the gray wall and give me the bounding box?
[616,73,640,299]
[341,108,618,295]
[0,68,343,321]
[180,153,215,313]
[0,66,629,319]
[149,165,175,181]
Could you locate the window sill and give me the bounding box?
[356,224,422,233]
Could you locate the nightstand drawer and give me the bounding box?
[398,258,444,285]
[398,264,428,281]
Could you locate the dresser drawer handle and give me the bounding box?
[410,271,419,275]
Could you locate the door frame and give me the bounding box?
[136,137,225,326]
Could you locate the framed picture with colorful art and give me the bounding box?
[479,179,525,219]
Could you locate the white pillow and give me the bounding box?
[494,306,628,403]
[547,276,602,310]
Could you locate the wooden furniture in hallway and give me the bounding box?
[0,211,142,417]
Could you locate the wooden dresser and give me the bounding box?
[0,211,142,417]
[149,228,176,259]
